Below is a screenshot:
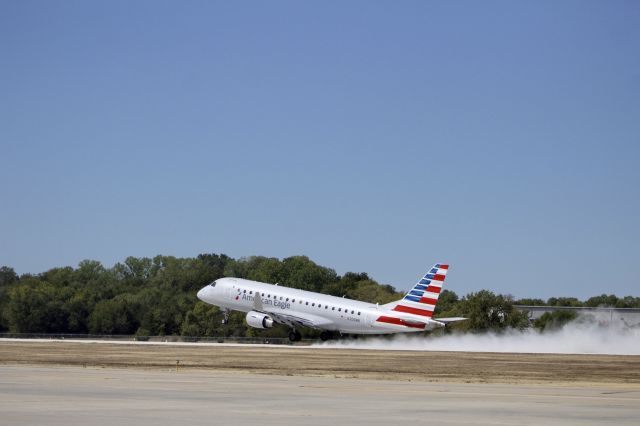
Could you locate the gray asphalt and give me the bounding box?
[1,366,639,425]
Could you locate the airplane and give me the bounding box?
[196,263,466,341]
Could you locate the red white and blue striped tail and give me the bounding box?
[386,263,449,318]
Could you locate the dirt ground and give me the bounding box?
[1,340,639,385]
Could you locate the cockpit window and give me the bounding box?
[209,281,216,287]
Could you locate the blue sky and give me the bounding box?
[1,1,639,299]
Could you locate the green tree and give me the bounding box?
[88,297,139,334]
[534,310,577,331]
[615,296,640,308]
[434,289,459,315]
[11,254,633,339]
[75,260,106,285]
[280,256,337,292]
[40,267,74,288]
[514,298,546,306]
[347,280,401,304]
[585,294,619,307]
[448,290,530,332]
[196,253,230,285]
[547,297,583,307]
[66,291,91,333]
[0,266,19,331]
[181,302,224,337]
[4,281,72,333]
[245,257,285,284]
[0,266,18,286]
[113,257,154,287]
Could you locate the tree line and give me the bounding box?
[0,255,638,338]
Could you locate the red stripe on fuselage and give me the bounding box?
[392,305,433,317]
[376,316,426,329]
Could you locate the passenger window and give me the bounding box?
[351,310,354,314]
[338,308,341,312]
[325,306,328,309]
[286,298,289,302]
[305,302,309,305]
[250,291,253,294]
[243,290,246,293]
[358,312,361,315]
[292,299,295,303]
[312,303,315,307]
[332,307,335,310]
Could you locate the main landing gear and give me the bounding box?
[221,309,230,325]
[288,330,334,342]
[319,330,334,341]
[288,330,302,342]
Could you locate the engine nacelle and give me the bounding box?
[245,311,274,329]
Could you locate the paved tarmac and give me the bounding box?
[1,365,639,425]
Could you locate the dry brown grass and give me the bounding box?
[1,340,639,385]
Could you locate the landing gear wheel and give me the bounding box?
[288,330,302,342]
[221,309,230,325]
[319,330,333,341]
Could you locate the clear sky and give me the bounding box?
[1,1,639,299]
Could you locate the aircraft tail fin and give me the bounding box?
[382,263,450,318]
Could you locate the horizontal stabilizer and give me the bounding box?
[434,317,467,324]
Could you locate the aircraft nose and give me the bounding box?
[197,287,207,301]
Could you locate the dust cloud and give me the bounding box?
[320,312,640,355]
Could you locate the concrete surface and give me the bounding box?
[1,366,639,425]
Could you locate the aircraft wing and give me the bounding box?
[265,311,322,329]
[251,295,329,329]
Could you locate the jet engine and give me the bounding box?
[245,311,274,329]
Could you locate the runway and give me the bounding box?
[1,365,639,425]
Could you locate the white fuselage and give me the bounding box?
[197,277,440,334]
